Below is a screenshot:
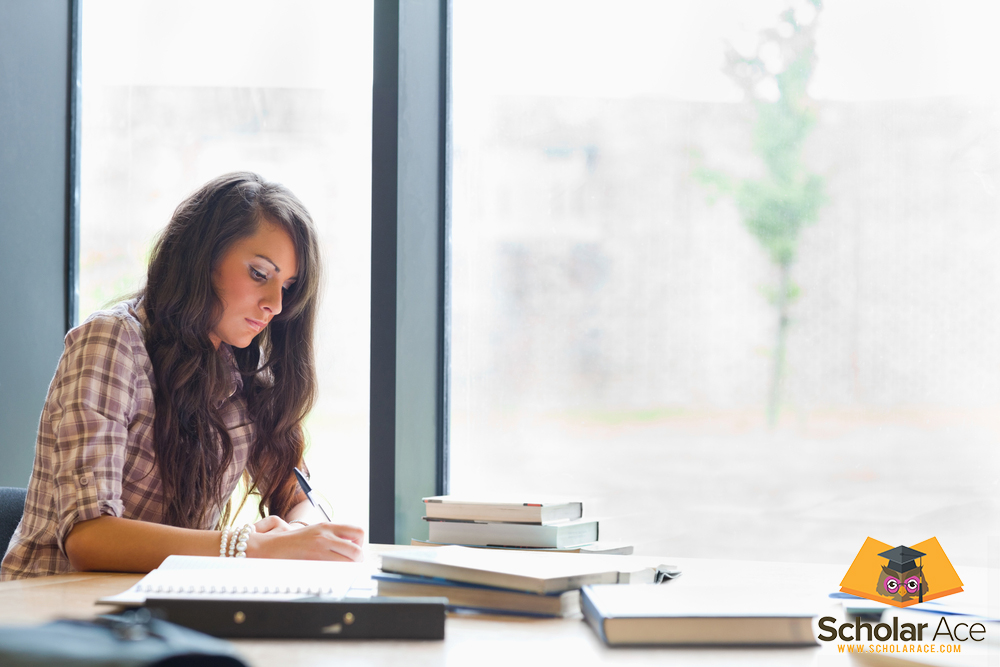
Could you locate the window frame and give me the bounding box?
[0,0,451,541]
[370,0,452,544]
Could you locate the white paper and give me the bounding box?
[97,555,372,606]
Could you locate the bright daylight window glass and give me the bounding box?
[80,0,372,527]
[450,0,1000,565]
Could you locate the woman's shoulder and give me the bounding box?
[64,299,147,356]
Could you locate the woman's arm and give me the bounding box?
[65,468,366,573]
[64,516,225,573]
[65,512,364,572]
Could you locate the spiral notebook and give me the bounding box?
[97,555,374,606]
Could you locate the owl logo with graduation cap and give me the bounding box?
[840,537,963,608]
[876,545,928,604]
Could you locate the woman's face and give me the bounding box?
[210,220,299,349]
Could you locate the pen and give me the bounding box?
[293,467,332,522]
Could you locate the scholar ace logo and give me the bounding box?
[840,537,963,608]
[817,538,982,654]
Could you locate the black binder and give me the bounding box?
[144,596,446,640]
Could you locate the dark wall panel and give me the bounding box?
[0,0,72,486]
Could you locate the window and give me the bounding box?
[79,0,373,526]
[450,0,1000,565]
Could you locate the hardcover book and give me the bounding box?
[380,545,672,595]
[409,539,633,555]
[425,517,599,549]
[581,584,818,646]
[422,496,583,524]
[374,572,579,617]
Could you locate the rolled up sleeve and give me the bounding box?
[47,315,138,554]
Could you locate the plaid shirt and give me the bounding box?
[1,300,253,580]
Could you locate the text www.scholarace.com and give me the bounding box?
[837,643,963,654]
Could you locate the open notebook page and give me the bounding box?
[97,555,373,606]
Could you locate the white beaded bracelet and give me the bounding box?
[220,523,255,557]
[234,523,254,559]
[227,527,240,557]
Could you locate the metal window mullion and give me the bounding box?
[65,0,82,331]
[370,0,450,545]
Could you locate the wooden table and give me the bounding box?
[1,546,989,666]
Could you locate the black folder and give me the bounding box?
[144,596,446,640]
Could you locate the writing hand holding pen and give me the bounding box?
[240,467,365,561]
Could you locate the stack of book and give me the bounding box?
[418,495,624,553]
[376,545,675,618]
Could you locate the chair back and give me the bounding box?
[0,487,27,554]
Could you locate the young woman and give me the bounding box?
[1,172,363,580]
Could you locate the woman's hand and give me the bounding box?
[245,522,365,562]
[252,516,293,534]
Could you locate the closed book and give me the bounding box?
[425,518,598,548]
[422,496,583,524]
[145,596,446,639]
[380,545,670,595]
[374,572,579,618]
[581,584,818,646]
[410,539,634,555]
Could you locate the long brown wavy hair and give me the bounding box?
[141,172,321,528]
